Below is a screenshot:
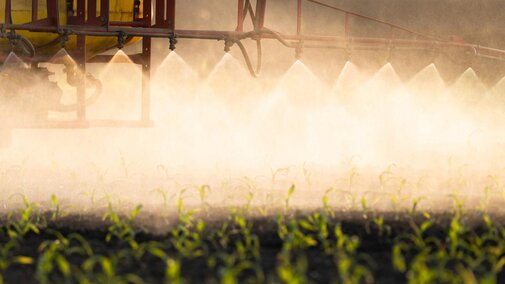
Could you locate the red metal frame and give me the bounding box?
[1,1,502,54]
[1,0,505,132]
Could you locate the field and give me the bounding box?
[1,187,505,284]
[3,28,505,284]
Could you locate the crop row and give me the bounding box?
[0,191,505,283]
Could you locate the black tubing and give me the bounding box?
[17,34,36,57]
[256,39,262,73]
[236,39,262,77]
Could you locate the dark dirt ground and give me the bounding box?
[2,210,505,283]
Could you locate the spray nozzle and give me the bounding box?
[295,41,304,60]
[224,39,235,53]
[0,24,6,38]
[58,29,70,48]
[117,31,128,49]
[386,40,395,62]
[169,35,178,51]
[7,31,19,48]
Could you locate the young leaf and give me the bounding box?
[14,256,34,265]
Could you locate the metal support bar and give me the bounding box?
[141,0,153,123]
[153,0,175,29]
[47,0,59,26]
[32,0,38,22]
[167,0,176,30]
[236,0,244,32]
[88,0,97,24]
[155,0,164,26]
[3,0,505,134]
[75,35,87,122]
[101,0,109,24]
[297,0,302,35]
[295,0,303,59]
[245,0,256,25]
[83,0,109,25]
[76,0,85,24]
[3,19,505,61]
[344,13,349,39]
[144,0,152,26]
[5,0,12,25]
[307,0,437,40]
[142,37,151,123]
[255,0,266,31]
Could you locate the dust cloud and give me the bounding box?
[2,1,505,221]
[2,48,505,217]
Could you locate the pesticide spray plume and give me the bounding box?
[3,1,505,230]
[1,52,29,70]
[3,48,505,225]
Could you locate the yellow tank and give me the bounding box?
[0,0,140,60]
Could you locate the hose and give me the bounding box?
[236,28,296,48]
[242,0,255,25]
[233,27,300,77]
[235,39,262,77]
[256,39,262,73]
[260,28,297,48]
[34,35,63,49]
[18,35,35,57]
[7,33,36,58]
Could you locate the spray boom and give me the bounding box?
[1,0,505,146]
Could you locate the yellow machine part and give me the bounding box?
[0,0,140,59]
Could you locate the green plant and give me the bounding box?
[50,195,60,221]
[102,203,143,250]
[36,230,93,284]
[82,254,143,284]
[285,185,296,212]
[6,195,41,242]
[166,258,183,284]
[277,252,309,284]
[198,184,211,204]
[333,225,374,284]
[0,238,33,283]
[322,188,334,217]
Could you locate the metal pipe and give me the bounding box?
[237,0,245,32]
[344,13,349,39]
[255,0,266,31]
[109,21,146,27]
[236,40,258,77]
[32,0,38,22]
[88,0,97,24]
[166,0,176,30]
[76,0,85,24]
[2,20,505,60]
[144,0,151,27]
[246,0,256,25]
[306,0,438,40]
[101,0,110,24]
[5,0,12,25]
[297,0,302,36]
